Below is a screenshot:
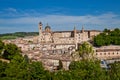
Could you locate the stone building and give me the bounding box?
[38,22,101,49]
[95,45,120,60]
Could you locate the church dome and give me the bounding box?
[45,23,51,30]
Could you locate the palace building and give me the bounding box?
[38,22,101,49]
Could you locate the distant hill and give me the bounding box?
[0,32,39,40]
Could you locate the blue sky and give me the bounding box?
[0,0,120,33]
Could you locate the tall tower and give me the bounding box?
[74,26,76,38]
[81,25,85,42]
[74,26,77,49]
[82,25,84,33]
[38,22,42,43]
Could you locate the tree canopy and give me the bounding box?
[2,43,21,60]
[0,40,4,55]
[0,39,120,80]
[108,61,120,79]
[69,60,107,80]
[78,42,94,60]
[94,28,120,47]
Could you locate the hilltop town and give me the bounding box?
[3,22,120,71]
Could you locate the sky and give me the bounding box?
[0,0,120,34]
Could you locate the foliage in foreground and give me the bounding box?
[78,42,94,59]
[0,40,120,80]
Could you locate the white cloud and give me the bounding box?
[0,12,120,33]
[5,8,17,12]
[0,13,120,25]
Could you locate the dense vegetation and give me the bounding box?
[71,42,94,61]
[0,32,38,40]
[94,28,120,47]
[0,40,120,79]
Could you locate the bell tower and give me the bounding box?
[38,22,42,42]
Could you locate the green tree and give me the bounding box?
[4,54,29,80]
[94,28,120,46]
[0,40,4,56]
[78,42,94,60]
[0,61,7,78]
[52,70,72,80]
[94,34,105,46]
[104,28,110,33]
[108,61,120,80]
[69,60,107,80]
[24,54,29,63]
[2,43,21,60]
[28,61,48,80]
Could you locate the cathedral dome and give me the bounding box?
[45,24,51,30]
[45,23,51,32]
